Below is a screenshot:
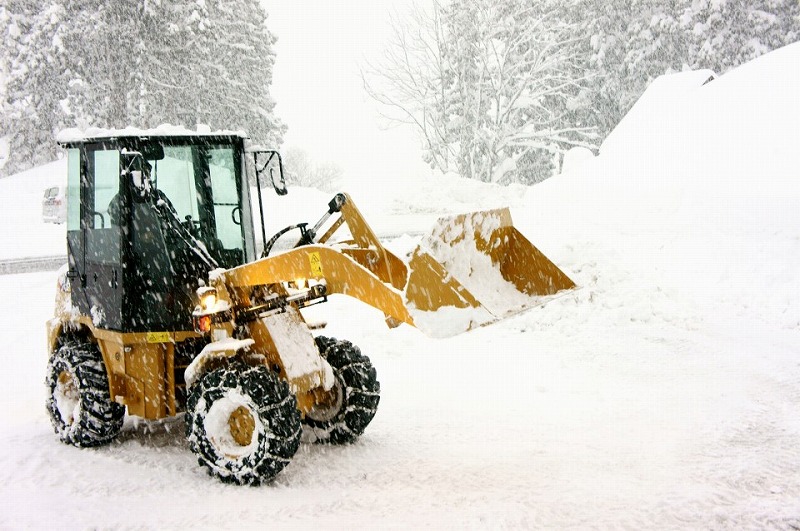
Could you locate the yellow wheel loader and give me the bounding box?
[45,128,574,484]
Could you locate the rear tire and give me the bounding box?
[185,365,302,485]
[303,336,380,444]
[45,341,125,447]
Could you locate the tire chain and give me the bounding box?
[305,336,381,444]
[185,365,301,485]
[45,341,125,447]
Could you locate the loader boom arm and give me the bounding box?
[214,193,575,337]
[218,244,416,328]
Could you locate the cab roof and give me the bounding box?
[56,124,248,145]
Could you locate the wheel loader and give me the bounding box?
[45,127,574,485]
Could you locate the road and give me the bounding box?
[0,255,66,275]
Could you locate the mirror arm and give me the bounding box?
[254,153,269,251]
[256,152,276,174]
[270,153,287,196]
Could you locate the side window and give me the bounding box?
[208,148,242,250]
[67,149,81,230]
[93,150,120,229]
[156,146,198,221]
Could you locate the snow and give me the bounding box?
[0,158,66,260]
[0,43,799,528]
[407,304,494,338]
[416,209,535,318]
[262,307,335,392]
[184,338,255,389]
[198,389,264,460]
[55,124,248,143]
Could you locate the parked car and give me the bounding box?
[42,185,67,224]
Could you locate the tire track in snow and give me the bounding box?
[685,368,800,528]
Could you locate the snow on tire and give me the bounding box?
[303,336,380,444]
[185,365,301,485]
[45,341,125,447]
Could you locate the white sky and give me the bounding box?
[262,1,432,184]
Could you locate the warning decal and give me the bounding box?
[146,331,170,343]
[308,251,323,277]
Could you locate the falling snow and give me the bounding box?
[0,43,799,528]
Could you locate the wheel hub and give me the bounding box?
[306,378,344,423]
[228,405,256,447]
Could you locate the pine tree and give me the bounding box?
[0,0,285,176]
[0,1,72,173]
[577,0,799,141]
[186,0,285,146]
[685,0,800,73]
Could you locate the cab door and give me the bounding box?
[81,146,124,330]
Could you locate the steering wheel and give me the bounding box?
[262,223,314,257]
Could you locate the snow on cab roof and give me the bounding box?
[56,124,248,144]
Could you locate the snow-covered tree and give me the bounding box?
[365,0,594,184]
[363,3,455,175]
[0,0,285,176]
[684,0,800,73]
[282,146,343,192]
[578,0,799,140]
[140,0,285,146]
[0,1,72,173]
[442,0,595,183]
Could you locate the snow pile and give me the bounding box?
[522,41,800,331]
[407,304,494,338]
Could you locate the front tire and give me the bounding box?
[45,341,125,447]
[185,365,302,485]
[303,336,380,444]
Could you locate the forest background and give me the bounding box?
[1,0,798,184]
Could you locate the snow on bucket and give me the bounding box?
[405,208,574,336]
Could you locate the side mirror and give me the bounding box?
[140,143,164,161]
[254,151,288,196]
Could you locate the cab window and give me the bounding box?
[66,149,80,230]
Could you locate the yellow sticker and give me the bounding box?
[308,251,323,277]
[146,331,170,343]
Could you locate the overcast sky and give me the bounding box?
[263,1,433,184]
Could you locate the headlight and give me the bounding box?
[192,286,232,334]
[197,287,218,312]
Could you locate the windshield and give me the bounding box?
[143,140,252,268]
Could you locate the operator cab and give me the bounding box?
[59,130,280,333]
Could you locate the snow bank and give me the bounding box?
[600,68,717,159]
[523,42,800,330]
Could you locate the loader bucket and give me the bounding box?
[405,208,575,336]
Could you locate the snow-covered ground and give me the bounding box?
[1,43,799,528]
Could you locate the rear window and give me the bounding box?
[44,187,58,199]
